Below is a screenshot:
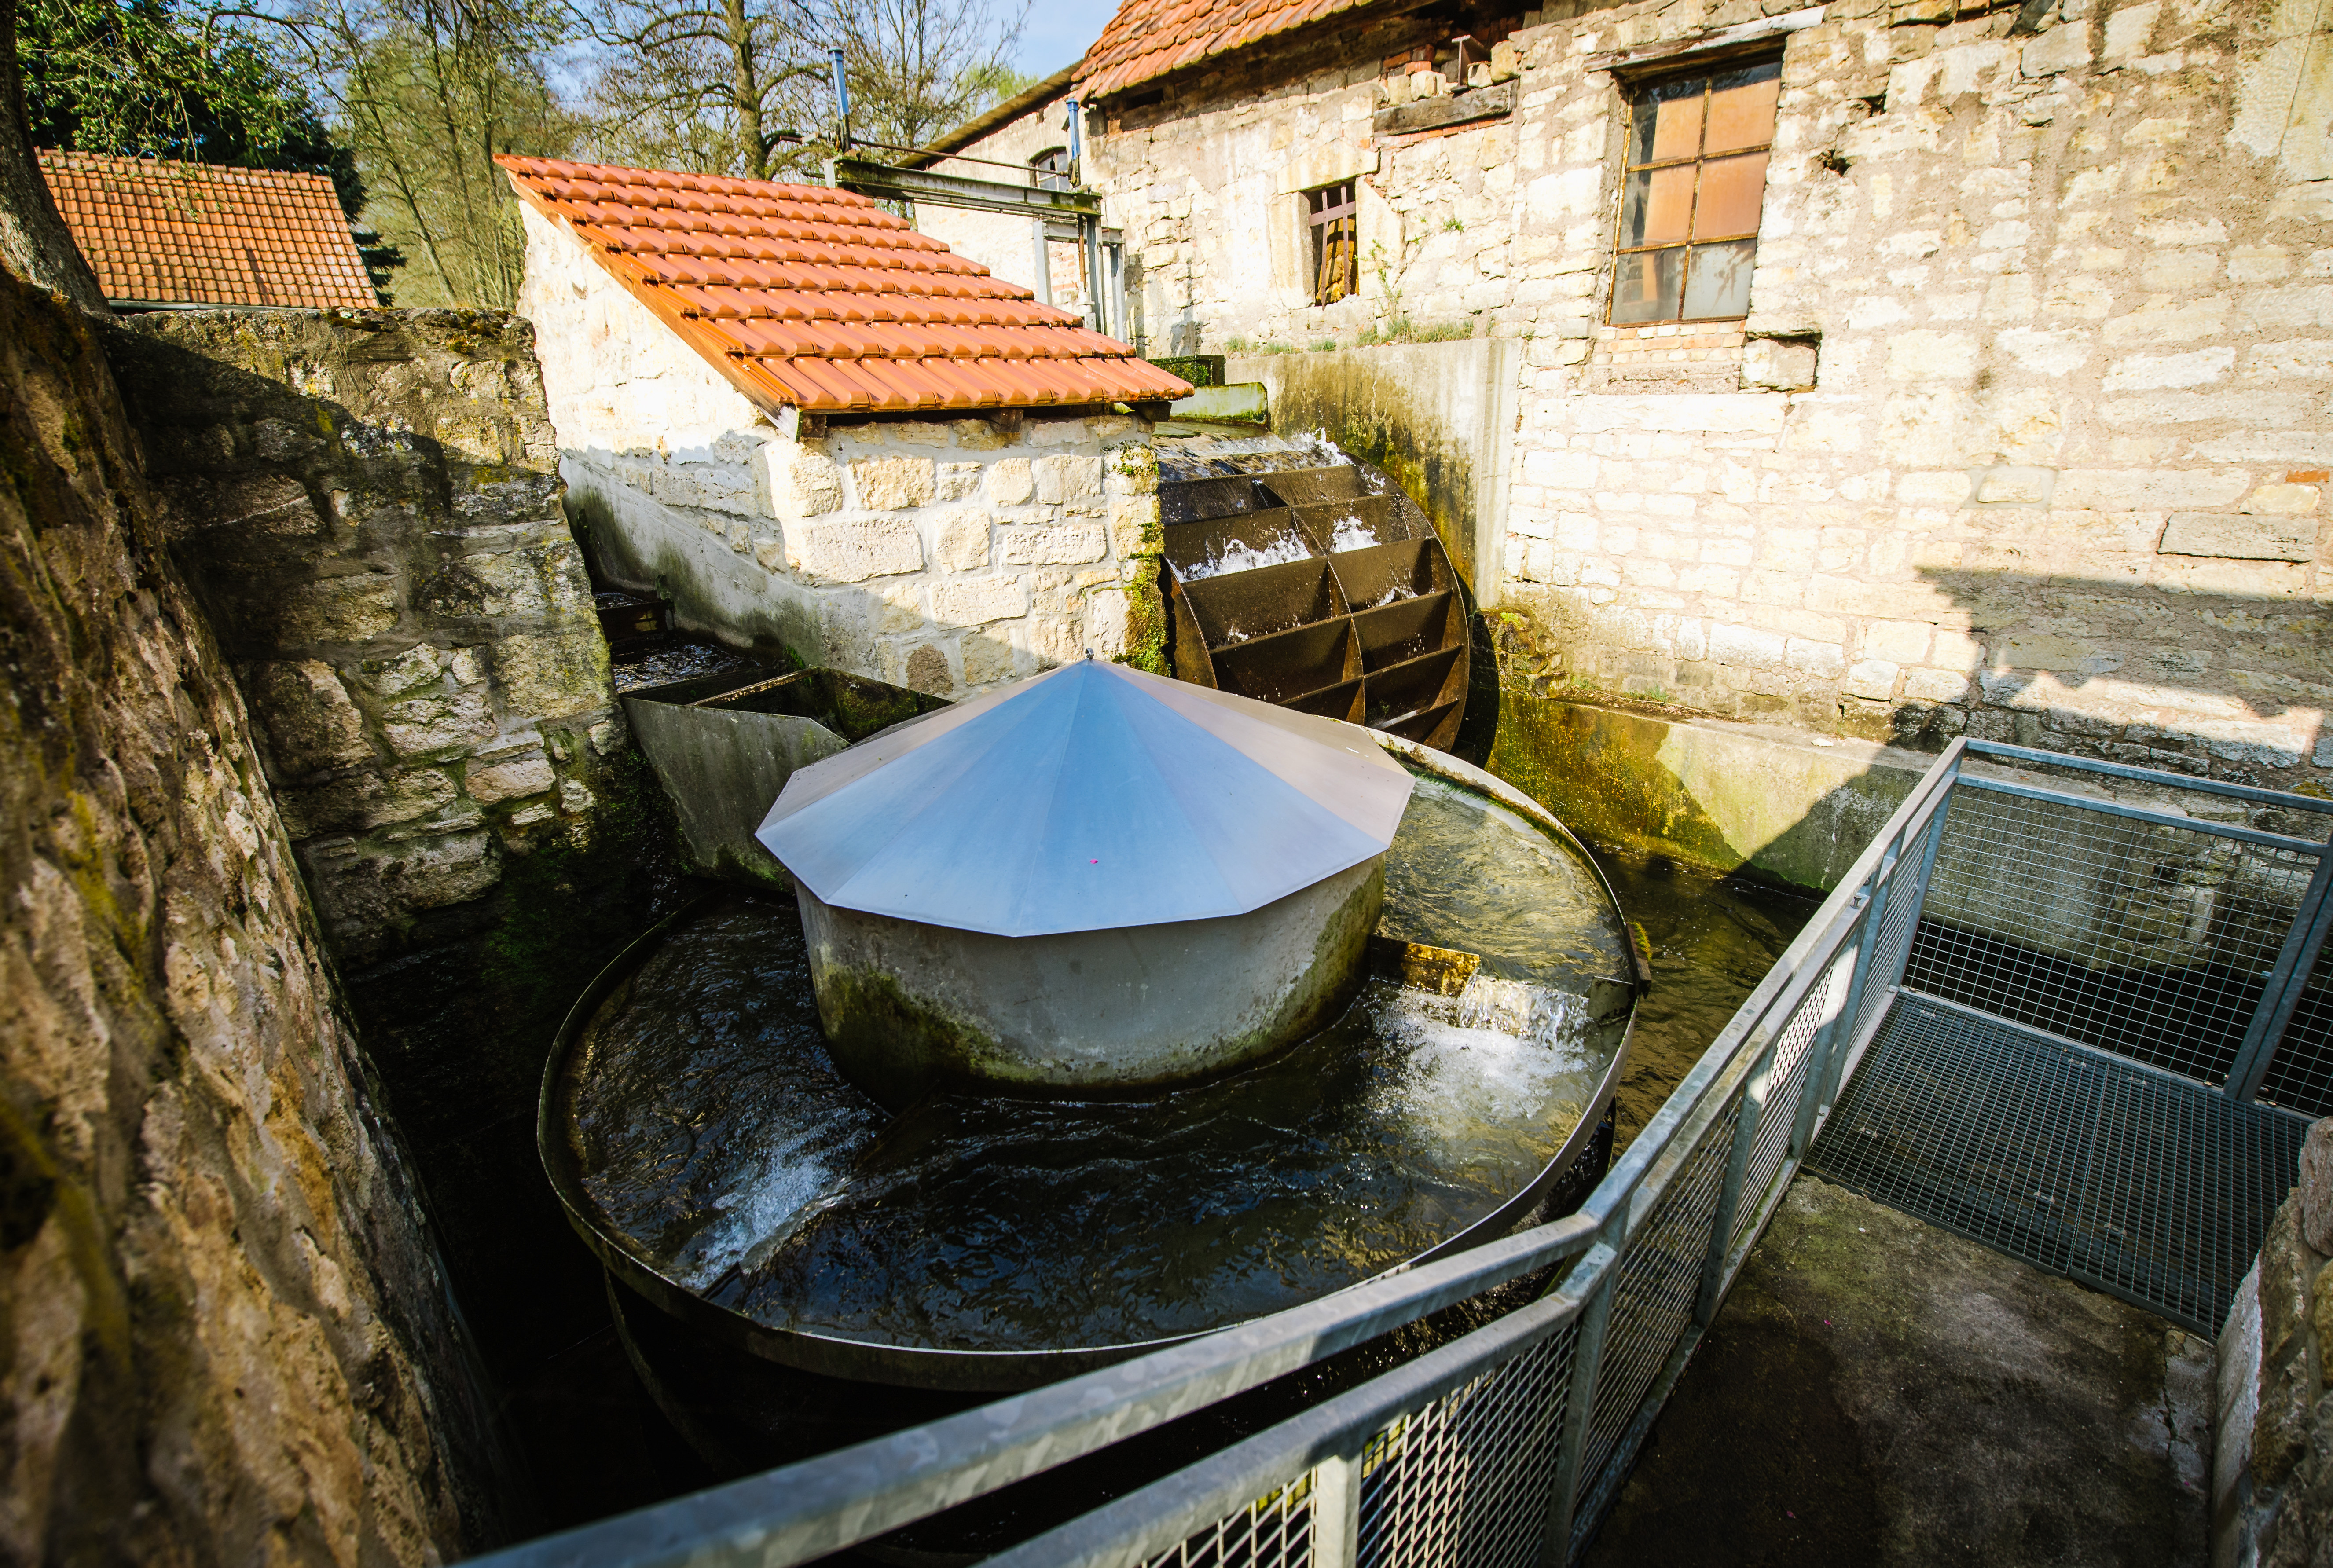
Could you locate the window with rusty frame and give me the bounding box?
[1609,58,1781,325]
[1307,182,1357,306]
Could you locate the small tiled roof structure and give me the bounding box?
[1078,0,1375,101]
[497,154,1191,413]
[38,150,377,309]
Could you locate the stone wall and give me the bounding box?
[1030,0,2333,788]
[2216,1119,2333,1567]
[104,309,623,966]
[0,262,482,1561]
[517,202,1167,695]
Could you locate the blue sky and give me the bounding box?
[1014,0,1113,77]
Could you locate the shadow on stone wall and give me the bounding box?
[1896,568,2329,788]
[102,312,716,1538]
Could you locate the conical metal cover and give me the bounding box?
[756,660,1413,938]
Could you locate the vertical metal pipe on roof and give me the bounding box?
[832,48,852,149]
[1031,219,1052,305]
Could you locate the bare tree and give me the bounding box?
[269,0,573,307]
[576,0,1025,182]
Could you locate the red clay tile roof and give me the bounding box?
[38,150,377,308]
[496,155,1191,413]
[1078,0,1379,100]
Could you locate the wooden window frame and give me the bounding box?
[1031,147,1071,192]
[1607,57,1781,327]
[1306,181,1358,307]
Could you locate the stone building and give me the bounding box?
[928,0,2333,785]
[498,155,1188,698]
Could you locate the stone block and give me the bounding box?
[1786,638,1845,677]
[1885,330,1977,382]
[1844,659,1898,699]
[1709,623,1788,670]
[2250,483,2323,515]
[278,767,459,839]
[759,441,844,520]
[1742,337,1819,392]
[309,828,500,931]
[1863,619,1934,663]
[248,660,373,778]
[930,575,1028,626]
[466,754,554,804]
[560,778,593,813]
[2056,469,2252,509]
[494,630,613,721]
[2021,20,2091,76]
[935,462,983,502]
[1035,454,1105,505]
[987,458,1036,506]
[2301,1118,2333,1254]
[1109,494,1162,557]
[897,642,955,696]
[2159,512,2317,562]
[273,575,402,645]
[1002,525,1108,566]
[963,632,1019,686]
[1903,667,1970,702]
[932,507,990,572]
[952,418,1010,451]
[785,516,925,582]
[851,456,935,511]
[383,691,496,757]
[1106,443,1160,497]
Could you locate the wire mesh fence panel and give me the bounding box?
[1575,1107,1736,1505]
[1144,1470,1317,1568]
[2259,931,2333,1118]
[1853,849,1927,1042]
[1808,992,2307,1331]
[1905,786,2319,1087]
[1353,1321,1577,1568]
[1735,951,1848,1255]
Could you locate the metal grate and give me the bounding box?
[1146,1471,1316,1568]
[1807,991,2307,1333]
[2260,932,2333,1118]
[1576,1109,1734,1502]
[1354,1323,1577,1568]
[1734,953,1845,1255]
[1907,787,2319,1088]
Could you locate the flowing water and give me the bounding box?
[558,767,1633,1356]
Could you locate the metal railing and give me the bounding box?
[474,739,2333,1568]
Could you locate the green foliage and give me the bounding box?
[17,0,400,287]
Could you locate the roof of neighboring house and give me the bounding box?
[904,63,1080,169]
[497,154,1191,413]
[37,150,377,309]
[1078,0,1377,100]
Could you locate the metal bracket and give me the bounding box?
[834,158,1102,220]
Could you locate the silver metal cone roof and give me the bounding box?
[756,659,1414,938]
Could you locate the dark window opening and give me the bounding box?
[1610,58,1781,325]
[1307,182,1357,306]
[1031,147,1071,191]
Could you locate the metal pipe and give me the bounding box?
[2230,850,2333,1100]
[1030,218,1051,304]
[830,47,851,149]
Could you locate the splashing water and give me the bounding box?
[1183,536,1313,580]
[1331,515,1379,553]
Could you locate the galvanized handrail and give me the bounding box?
[471,736,2333,1568]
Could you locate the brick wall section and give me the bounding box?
[105,309,620,964]
[1035,0,2332,786]
[518,202,1166,695]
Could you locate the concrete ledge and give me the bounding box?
[1487,693,1933,893]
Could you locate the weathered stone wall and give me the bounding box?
[104,309,623,965]
[0,264,483,1561]
[517,202,1167,695]
[2216,1119,2333,1567]
[1043,0,2333,788]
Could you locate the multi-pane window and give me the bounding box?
[1610,59,1781,324]
[1307,181,1357,305]
[1031,147,1071,191]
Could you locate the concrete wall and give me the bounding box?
[0,260,482,1565]
[517,202,1167,695]
[1040,0,2333,791]
[1229,337,1520,597]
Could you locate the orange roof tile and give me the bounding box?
[496,155,1192,414]
[1078,0,1379,100]
[38,150,377,309]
